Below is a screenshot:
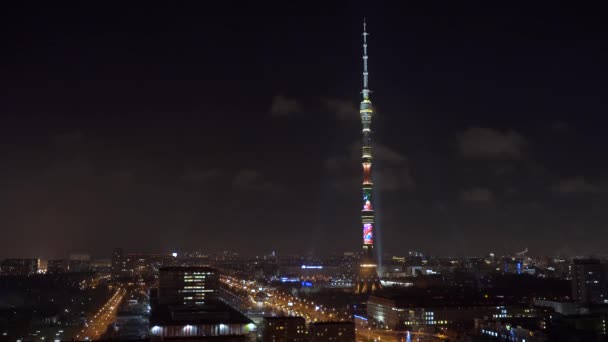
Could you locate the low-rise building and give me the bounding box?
[474,318,548,342]
[368,290,545,330]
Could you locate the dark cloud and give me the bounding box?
[327,142,413,191]
[373,144,407,164]
[325,155,348,171]
[460,187,495,204]
[552,177,599,195]
[457,127,527,159]
[375,166,414,191]
[329,176,359,190]
[326,142,408,170]
[110,170,134,184]
[270,96,356,120]
[231,169,280,192]
[323,98,358,120]
[182,168,222,183]
[551,121,570,132]
[269,94,301,116]
[53,129,84,146]
[232,169,262,188]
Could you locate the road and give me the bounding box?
[221,276,351,323]
[74,287,127,341]
[354,317,450,342]
[221,276,448,342]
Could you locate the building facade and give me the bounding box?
[111,248,124,280]
[47,259,64,274]
[261,316,307,342]
[67,253,91,273]
[0,259,38,276]
[309,321,355,341]
[150,267,253,340]
[571,259,608,304]
[368,293,544,330]
[158,266,219,305]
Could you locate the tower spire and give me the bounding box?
[362,19,370,98]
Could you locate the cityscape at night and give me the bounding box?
[2,3,608,342]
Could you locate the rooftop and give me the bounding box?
[150,301,252,326]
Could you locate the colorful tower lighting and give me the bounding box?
[355,19,382,295]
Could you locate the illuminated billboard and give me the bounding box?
[362,189,373,211]
[363,223,373,245]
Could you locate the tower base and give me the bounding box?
[354,263,382,295]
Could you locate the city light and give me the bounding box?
[301,265,323,269]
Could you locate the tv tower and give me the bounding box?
[355,19,382,295]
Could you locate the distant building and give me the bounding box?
[309,321,355,341]
[0,259,38,276]
[261,316,307,342]
[47,259,64,274]
[534,300,581,316]
[368,291,543,330]
[559,313,608,337]
[90,258,111,273]
[279,264,342,281]
[571,259,608,304]
[67,253,91,273]
[158,266,219,305]
[124,253,169,281]
[111,252,174,282]
[111,248,124,280]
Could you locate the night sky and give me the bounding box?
[2,3,608,259]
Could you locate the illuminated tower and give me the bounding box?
[355,20,382,295]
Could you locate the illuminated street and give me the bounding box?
[74,287,126,341]
[221,275,449,342]
[221,275,350,323]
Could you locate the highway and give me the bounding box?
[74,287,126,341]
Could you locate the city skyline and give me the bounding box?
[2,3,608,259]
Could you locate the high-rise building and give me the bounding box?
[125,254,173,281]
[150,266,254,340]
[0,259,38,276]
[261,316,307,342]
[111,248,124,280]
[354,20,382,295]
[158,266,219,305]
[571,258,608,304]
